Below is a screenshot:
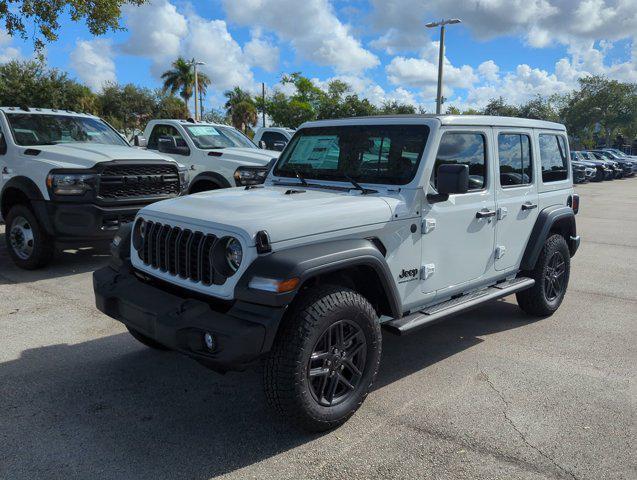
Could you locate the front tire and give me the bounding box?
[517,234,570,317]
[264,286,381,432]
[5,204,54,269]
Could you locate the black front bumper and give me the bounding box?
[93,264,287,371]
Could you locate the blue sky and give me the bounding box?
[1,0,635,113]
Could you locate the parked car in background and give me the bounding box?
[600,149,637,175]
[571,151,612,181]
[570,159,594,183]
[136,120,281,193]
[0,107,188,269]
[588,150,633,178]
[253,127,295,151]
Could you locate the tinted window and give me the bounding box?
[498,133,532,186]
[433,132,486,191]
[539,134,568,182]
[261,131,288,149]
[274,125,429,185]
[147,125,187,150]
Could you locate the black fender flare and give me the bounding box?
[188,172,232,192]
[0,176,54,234]
[521,205,577,271]
[234,238,402,318]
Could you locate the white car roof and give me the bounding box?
[300,114,566,131]
[0,107,97,118]
[150,119,231,128]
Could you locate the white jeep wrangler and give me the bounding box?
[94,115,580,431]
[137,120,280,193]
[0,107,188,269]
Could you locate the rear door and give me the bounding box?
[493,129,539,271]
[421,128,497,295]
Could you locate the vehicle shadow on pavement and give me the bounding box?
[0,299,533,480]
[0,231,110,285]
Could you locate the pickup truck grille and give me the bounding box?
[98,164,180,200]
[138,220,224,286]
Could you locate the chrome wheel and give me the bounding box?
[307,319,367,407]
[9,216,35,260]
[544,251,566,301]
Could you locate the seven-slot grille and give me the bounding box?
[138,220,225,286]
[98,163,180,200]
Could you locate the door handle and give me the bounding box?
[476,209,496,219]
[521,202,538,211]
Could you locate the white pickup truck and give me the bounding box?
[137,120,281,193]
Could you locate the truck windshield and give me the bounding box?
[5,113,128,147]
[273,124,429,185]
[184,125,257,149]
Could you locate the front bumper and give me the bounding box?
[93,263,287,372]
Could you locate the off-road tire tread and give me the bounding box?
[264,285,381,432]
[517,234,570,317]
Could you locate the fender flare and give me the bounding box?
[234,238,402,318]
[521,205,576,271]
[189,172,232,192]
[0,176,54,233]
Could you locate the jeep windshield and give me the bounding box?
[273,124,429,185]
[5,113,128,147]
[184,124,257,149]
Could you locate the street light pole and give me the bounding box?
[425,18,461,114]
[190,59,206,121]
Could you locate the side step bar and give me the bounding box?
[383,277,535,335]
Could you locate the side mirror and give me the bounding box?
[428,164,469,203]
[259,140,267,149]
[133,135,147,148]
[273,140,287,151]
[158,135,190,156]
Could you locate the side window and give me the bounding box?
[147,125,186,150]
[261,131,287,149]
[433,132,486,191]
[0,129,6,155]
[498,133,532,187]
[539,134,568,182]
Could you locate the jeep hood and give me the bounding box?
[141,186,393,244]
[217,147,280,166]
[25,143,173,169]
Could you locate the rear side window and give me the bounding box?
[539,134,568,182]
[498,133,532,187]
[147,125,187,150]
[433,132,486,191]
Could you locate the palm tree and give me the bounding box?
[161,57,211,114]
[230,100,258,134]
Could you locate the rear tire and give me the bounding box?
[517,234,570,317]
[127,326,171,351]
[264,285,381,432]
[5,204,54,270]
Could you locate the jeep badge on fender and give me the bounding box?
[94,114,579,432]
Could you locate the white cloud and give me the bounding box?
[0,30,22,63]
[478,60,500,82]
[70,39,116,91]
[244,31,279,73]
[222,0,379,73]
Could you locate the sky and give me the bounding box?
[1,0,636,114]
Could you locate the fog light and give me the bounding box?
[203,332,215,351]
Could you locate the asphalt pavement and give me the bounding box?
[0,179,635,479]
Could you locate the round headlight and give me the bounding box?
[132,218,145,251]
[226,237,243,271]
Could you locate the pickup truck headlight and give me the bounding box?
[177,165,190,192]
[234,166,268,186]
[46,172,97,195]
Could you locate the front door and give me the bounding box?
[421,128,496,295]
[493,129,539,271]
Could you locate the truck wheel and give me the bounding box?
[264,285,382,432]
[126,326,171,351]
[5,204,54,269]
[517,234,570,317]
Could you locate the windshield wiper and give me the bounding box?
[344,174,376,194]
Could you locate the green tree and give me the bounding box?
[518,95,559,121]
[153,92,189,120]
[202,108,228,124]
[445,105,461,115]
[0,59,95,111]
[161,57,211,114]
[230,100,258,134]
[380,100,416,115]
[0,0,147,49]
[98,82,155,136]
[482,97,520,117]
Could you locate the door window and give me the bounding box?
[539,134,568,182]
[433,132,486,191]
[147,125,187,150]
[261,131,287,149]
[498,133,532,187]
